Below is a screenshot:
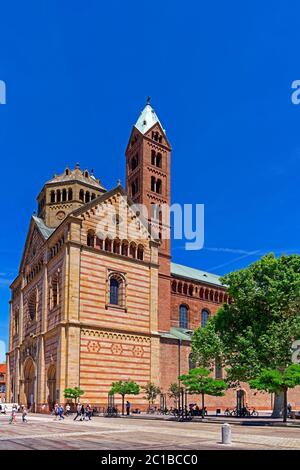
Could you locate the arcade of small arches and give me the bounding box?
[86,230,145,261]
[49,188,98,204]
[151,149,162,168]
[151,176,162,194]
[48,235,65,260]
[171,279,229,304]
[26,259,43,285]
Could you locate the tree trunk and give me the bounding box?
[283,388,288,423]
[122,395,125,416]
[271,391,284,418]
[201,393,205,419]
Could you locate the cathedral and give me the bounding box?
[7,101,296,412]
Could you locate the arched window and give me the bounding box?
[79,189,84,202]
[179,304,188,329]
[14,308,19,335]
[87,230,95,247]
[28,289,38,320]
[50,274,59,310]
[113,239,120,254]
[201,309,209,328]
[156,153,162,168]
[105,238,112,252]
[219,292,223,303]
[131,154,139,171]
[68,188,73,201]
[131,179,138,196]
[151,176,156,192]
[151,149,156,166]
[199,287,204,299]
[171,281,177,292]
[178,282,182,294]
[110,278,119,305]
[183,283,188,295]
[121,240,128,256]
[214,291,219,302]
[189,353,196,370]
[50,191,55,203]
[205,289,209,300]
[130,242,136,258]
[156,179,162,194]
[210,290,214,301]
[62,188,67,202]
[137,244,144,261]
[96,237,103,249]
[91,193,96,200]
[56,190,61,203]
[188,284,193,296]
[85,192,90,203]
[109,274,125,307]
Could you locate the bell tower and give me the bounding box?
[126,99,172,332]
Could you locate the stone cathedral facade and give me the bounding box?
[8,101,297,412]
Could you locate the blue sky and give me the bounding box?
[0,1,300,357]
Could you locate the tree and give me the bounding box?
[192,254,300,419]
[249,365,300,422]
[109,380,140,415]
[143,382,161,409]
[179,368,227,417]
[63,387,84,404]
[168,383,183,409]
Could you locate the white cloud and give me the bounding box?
[0,341,5,363]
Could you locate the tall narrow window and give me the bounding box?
[68,188,73,201]
[79,189,84,201]
[56,190,61,202]
[51,191,55,203]
[201,309,209,327]
[179,304,188,329]
[156,179,162,194]
[87,230,95,247]
[62,188,67,202]
[137,244,144,260]
[156,153,162,168]
[51,274,59,309]
[151,176,156,192]
[28,290,38,321]
[110,278,119,305]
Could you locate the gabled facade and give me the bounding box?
[8,100,293,413]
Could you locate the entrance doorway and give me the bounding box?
[47,366,56,411]
[24,358,35,409]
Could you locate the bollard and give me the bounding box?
[221,423,232,445]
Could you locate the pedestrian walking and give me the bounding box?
[80,404,85,421]
[58,404,65,420]
[65,403,71,416]
[73,403,82,421]
[53,403,59,420]
[126,401,131,416]
[22,406,28,423]
[85,404,92,420]
[9,408,17,424]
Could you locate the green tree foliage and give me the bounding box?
[63,387,85,404]
[109,380,140,415]
[143,382,161,408]
[168,383,183,408]
[179,368,227,417]
[249,364,300,422]
[192,254,300,419]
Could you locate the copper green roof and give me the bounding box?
[171,262,223,287]
[160,327,193,342]
[135,102,166,135]
[32,215,55,240]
